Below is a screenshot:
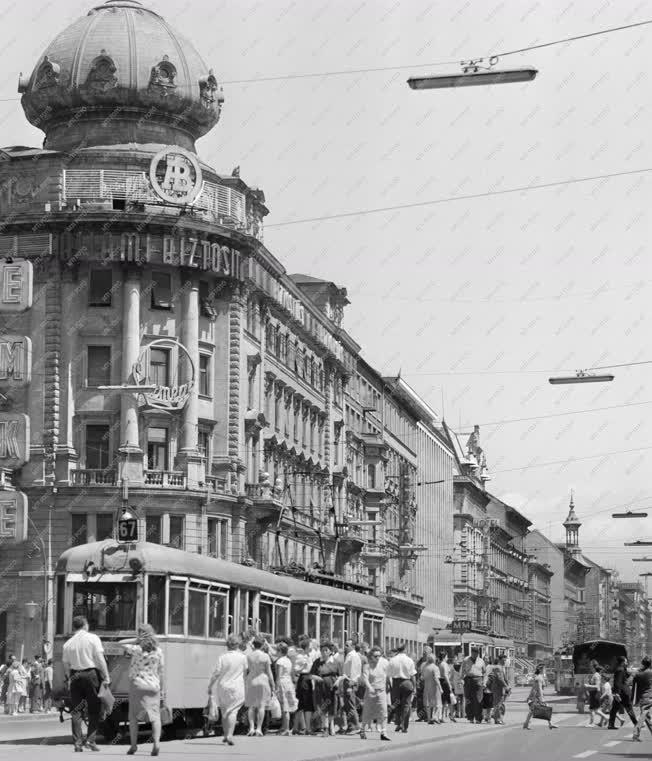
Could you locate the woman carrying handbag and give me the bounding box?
[119,624,167,757]
[523,664,557,730]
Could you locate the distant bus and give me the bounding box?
[572,640,627,713]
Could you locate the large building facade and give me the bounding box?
[0,0,455,661]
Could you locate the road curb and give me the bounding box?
[294,723,517,761]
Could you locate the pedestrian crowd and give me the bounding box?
[205,635,515,746]
[0,653,54,715]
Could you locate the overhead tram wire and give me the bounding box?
[0,17,649,99]
[265,167,652,228]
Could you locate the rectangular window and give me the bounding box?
[290,603,304,645]
[307,606,318,639]
[72,582,136,631]
[87,346,111,386]
[198,430,210,460]
[56,576,65,635]
[275,604,288,639]
[95,513,113,541]
[147,575,166,634]
[149,349,169,387]
[169,515,184,550]
[199,355,211,396]
[85,424,110,470]
[207,517,228,559]
[146,515,161,544]
[88,269,112,307]
[168,582,185,635]
[71,514,88,547]
[259,601,273,638]
[188,586,207,637]
[151,272,172,309]
[147,427,169,471]
[209,593,226,639]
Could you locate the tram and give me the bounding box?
[52,540,385,739]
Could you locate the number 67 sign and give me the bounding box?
[118,507,138,542]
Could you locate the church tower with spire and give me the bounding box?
[563,491,582,555]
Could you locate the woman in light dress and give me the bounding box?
[245,635,275,736]
[360,646,390,741]
[275,641,298,735]
[5,662,23,715]
[207,634,248,746]
[585,661,603,726]
[421,654,443,724]
[119,623,166,757]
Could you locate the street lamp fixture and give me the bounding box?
[613,510,648,518]
[624,541,652,546]
[408,58,537,90]
[417,479,445,486]
[549,371,615,385]
[24,601,39,620]
[632,557,652,562]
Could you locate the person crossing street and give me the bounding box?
[62,615,111,752]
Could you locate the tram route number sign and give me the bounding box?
[451,619,472,633]
[118,515,138,542]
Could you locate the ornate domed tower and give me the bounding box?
[563,491,582,555]
[19,0,223,152]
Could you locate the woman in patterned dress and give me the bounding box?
[360,646,390,741]
[310,642,341,736]
[119,624,166,757]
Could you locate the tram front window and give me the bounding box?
[73,582,136,632]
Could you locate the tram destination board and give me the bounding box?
[451,619,472,633]
[118,515,138,542]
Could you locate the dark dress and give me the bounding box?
[310,657,340,718]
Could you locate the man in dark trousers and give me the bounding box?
[632,656,652,742]
[62,616,110,752]
[607,655,637,730]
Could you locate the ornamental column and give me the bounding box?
[176,272,203,488]
[118,265,144,483]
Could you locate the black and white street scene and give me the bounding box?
[2,1,652,760]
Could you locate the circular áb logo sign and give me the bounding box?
[149,146,203,205]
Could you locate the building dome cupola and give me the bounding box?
[18,0,223,153]
[563,490,582,549]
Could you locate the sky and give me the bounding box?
[1,0,652,580]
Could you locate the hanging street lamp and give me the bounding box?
[408,58,537,90]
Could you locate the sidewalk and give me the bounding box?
[0,708,532,761]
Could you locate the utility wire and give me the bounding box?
[265,167,652,228]
[492,444,652,475]
[1,19,649,96]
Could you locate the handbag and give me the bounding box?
[160,704,173,726]
[268,694,282,720]
[205,694,219,722]
[98,683,115,720]
[531,703,553,721]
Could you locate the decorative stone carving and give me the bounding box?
[34,56,60,90]
[149,55,177,95]
[247,352,261,376]
[198,70,223,112]
[84,50,118,94]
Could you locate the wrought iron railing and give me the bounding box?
[61,169,263,240]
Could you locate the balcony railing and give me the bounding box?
[144,470,186,488]
[61,170,263,240]
[362,542,389,557]
[71,469,117,486]
[206,475,228,493]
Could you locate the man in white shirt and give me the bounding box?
[340,640,363,733]
[461,647,486,724]
[62,615,110,752]
[388,644,417,733]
